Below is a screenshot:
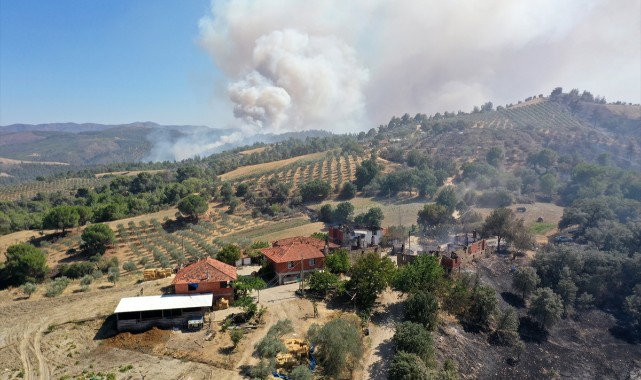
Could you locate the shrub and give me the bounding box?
[20,282,37,298]
[122,261,137,272]
[80,275,93,286]
[45,277,71,297]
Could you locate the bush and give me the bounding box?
[289,365,313,380]
[230,328,244,348]
[405,291,439,331]
[45,277,71,297]
[123,261,137,272]
[59,262,95,279]
[20,282,37,298]
[339,182,357,199]
[300,179,332,202]
[392,322,434,362]
[80,275,93,286]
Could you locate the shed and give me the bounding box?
[114,293,213,332]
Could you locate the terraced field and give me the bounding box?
[0,177,109,201]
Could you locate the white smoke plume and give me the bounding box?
[199,0,639,131]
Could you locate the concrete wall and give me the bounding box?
[174,281,234,300]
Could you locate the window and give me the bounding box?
[220,281,229,288]
[288,261,295,269]
[309,258,317,266]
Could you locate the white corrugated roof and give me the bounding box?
[114,293,213,314]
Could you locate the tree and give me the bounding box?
[417,204,454,237]
[492,307,519,346]
[486,147,504,167]
[255,319,293,358]
[107,266,120,285]
[42,206,80,233]
[2,243,49,286]
[556,268,578,316]
[81,223,116,255]
[354,159,380,190]
[307,316,364,378]
[393,255,444,294]
[318,204,334,223]
[354,207,384,228]
[333,202,355,224]
[528,287,563,330]
[348,253,396,309]
[539,173,557,196]
[234,275,267,302]
[405,291,439,331]
[300,179,332,202]
[176,165,204,182]
[220,182,234,203]
[527,149,557,172]
[339,182,357,199]
[392,321,434,362]
[236,182,249,198]
[481,208,531,253]
[388,351,430,380]
[177,194,208,220]
[436,186,457,212]
[308,271,340,296]
[467,284,498,328]
[123,261,137,272]
[512,267,540,300]
[218,244,241,265]
[289,365,312,380]
[230,328,244,349]
[325,249,350,274]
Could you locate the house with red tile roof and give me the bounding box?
[172,257,237,301]
[261,237,329,285]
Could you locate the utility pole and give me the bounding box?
[300,252,304,296]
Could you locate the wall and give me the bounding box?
[174,281,234,299]
[271,256,325,275]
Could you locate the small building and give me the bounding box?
[235,254,252,267]
[261,239,327,285]
[272,236,338,251]
[114,293,212,332]
[329,225,385,249]
[172,257,237,302]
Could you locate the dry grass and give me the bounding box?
[238,146,267,155]
[95,169,168,178]
[220,152,327,180]
[0,156,69,165]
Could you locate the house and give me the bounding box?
[261,237,329,285]
[272,236,338,251]
[329,225,385,249]
[172,257,237,302]
[114,293,212,332]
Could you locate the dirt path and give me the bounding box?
[361,289,404,380]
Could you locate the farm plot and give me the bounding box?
[0,177,108,201]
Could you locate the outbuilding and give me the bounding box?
[114,293,212,332]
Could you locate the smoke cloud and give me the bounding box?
[147,0,637,161]
[199,0,639,127]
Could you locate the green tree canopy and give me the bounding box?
[2,243,49,286]
[354,207,384,228]
[42,206,80,233]
[325,249,350,274]
[80,223,116,255]
[512,267,540,300]
[417,204,454,234]
[308,270,340,296]
[528,287,563,330]
[481,207,531,253]
[333,202,355,224]
[339,182,357,199]
[404,291,439,331]
[300,179,332,202]
[307,316,364,378]
[354,159,380,190]
[177,194,208,220]
[435,186,457,212]
[388,351,431,380]
[393,255,444,294]
[218,244,241,265]
[348,252,396,309]
[486,147,504,167]
[392,321,434,362]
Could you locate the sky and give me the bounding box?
[1,0,640,134]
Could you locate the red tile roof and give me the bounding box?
[272,236,338,249]
[172,257,237,285]
[261,243,325,263]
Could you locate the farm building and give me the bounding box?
[114,293,212,332]
[172,257,237,302]
[261,237,330,285]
